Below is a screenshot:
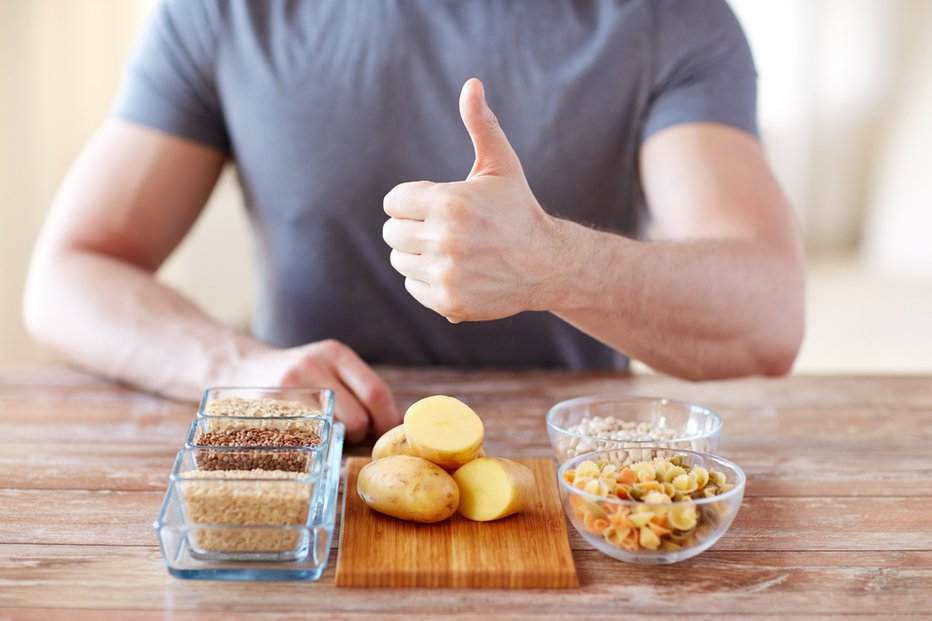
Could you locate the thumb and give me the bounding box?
[459,78,522,179]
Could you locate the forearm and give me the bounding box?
[23,249,270,401]
[544,219,805,380]
[381,103,803,378]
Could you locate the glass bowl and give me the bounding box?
[155,423,345,580]
[189,387,333,452]
[185,415,331,450]
[197,387,334,420]
[557,447,745,564]
[546,395,723,463]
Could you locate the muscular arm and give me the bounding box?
[549,124,805,380]
[23,120,248,398]
[24,120,398,440]
[384,79,805,380]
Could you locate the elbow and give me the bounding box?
[669,250,806,382]
[758,281,806,378]
[22,250,70,351]
[757,328,803,377]
[677,339,802,382]
[676,313,805,382]
[748,219,806,378]
[736,306,805,379]
[22,261,55,349]
[741,250,807,378]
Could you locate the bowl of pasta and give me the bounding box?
[557,447,745,564]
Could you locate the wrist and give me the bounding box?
[530,216,589,313]
[535,217,635,315]
[207,329,276,387]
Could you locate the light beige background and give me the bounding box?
[1,0,930,372]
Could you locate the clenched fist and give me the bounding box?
[382,78,564,323]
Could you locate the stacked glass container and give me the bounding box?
[154,388,344,581]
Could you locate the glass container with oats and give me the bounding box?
[546,395,723,463]
[155,423,345,580]
[558,447,745,564]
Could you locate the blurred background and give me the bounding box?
[1,0,930,372]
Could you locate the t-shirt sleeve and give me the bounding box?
[641,0,758,142]
[112,0,229,151]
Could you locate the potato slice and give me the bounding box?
[403,395,483,470]
[371,424,418,460]
[357,455,459,523]
[452,457,534,522]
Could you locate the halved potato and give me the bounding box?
[403,395,483,470]
[452,457,534,521]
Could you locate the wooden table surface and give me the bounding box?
[1,364,930,620]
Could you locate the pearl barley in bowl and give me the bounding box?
[546,395,723,463]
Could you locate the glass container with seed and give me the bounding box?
[186,387,334,472]
[186,417,331,473]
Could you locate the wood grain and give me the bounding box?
[2,364,932,618]
[335,457,578,588]
[3,545,932,616]
[4,488,931,552]
[3,439,931,496]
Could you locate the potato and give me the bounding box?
[374,423,485,466]
[439,447,488,473]
[452,457,534,522]
[403,395,484,470]
[371,424,417,460]
[356,455,459,523]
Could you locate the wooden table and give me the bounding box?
[1,364,930,620]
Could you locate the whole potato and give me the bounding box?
[357,455,459,523]
[371,424,417,460]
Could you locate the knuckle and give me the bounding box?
[297,356,325,377]
[485,108,500,130]
[436,234,462,258]
[434,262,459,291]
[316,339,346,358]
[441,196,469,220]
[279,367,301,386]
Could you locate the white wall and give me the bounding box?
[861,1,932,275]
[730,0,919,252]
[0,1,151,361]
[0,0,254,362]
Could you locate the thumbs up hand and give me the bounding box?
[382,78,563,323]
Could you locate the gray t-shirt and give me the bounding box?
[114,0,757,370]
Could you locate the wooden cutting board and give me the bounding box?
[335,457,578,588]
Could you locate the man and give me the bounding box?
[23,0,805,443]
